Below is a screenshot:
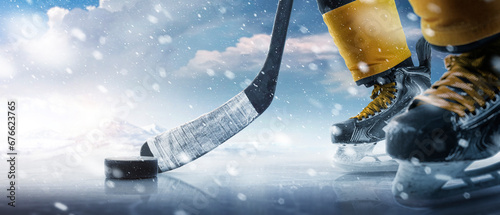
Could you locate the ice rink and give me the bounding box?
[2,141,500,215]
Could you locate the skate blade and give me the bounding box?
[393,154,500,207]
[331,141,398,172]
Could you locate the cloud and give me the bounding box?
[0,54,15,78]
[176,33,341,77]
[175,34,270,77]
[99,0,141,12]
[321,67,371,98]
[1,0,269,97]
[18,94,117,136]
[47,7,69,28]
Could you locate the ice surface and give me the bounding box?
[3,134,500,215]
[2,76,499,214]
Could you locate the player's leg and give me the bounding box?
[317,0,431,170]
[386,0,500,204]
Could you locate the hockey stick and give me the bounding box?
[141,0,293,172]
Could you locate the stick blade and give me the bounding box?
[143,0,293,172]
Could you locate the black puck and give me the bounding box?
[105,156,158,179]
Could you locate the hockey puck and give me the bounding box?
[105,156,158,179]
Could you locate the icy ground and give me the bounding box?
[2,137,500,215]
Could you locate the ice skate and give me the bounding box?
[331,38,432,172]
[386,38,500,206]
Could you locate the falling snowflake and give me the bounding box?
[54,202,68,211]
[330,126,342,136]
[224,70,235,79]
[458,139,469,148]
[158,35,172,44]
[147,15,158,24]
[427,3,442,13]
[92,51,103,60]
[357,61,369,73]
[237,193,247,201]
[407,12,418,21]
[308,63,318,71]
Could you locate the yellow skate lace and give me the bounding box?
[352,82,397,120]
[414,52,500,117]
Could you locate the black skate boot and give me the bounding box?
[331,38,432,171]
[387,38,500,206]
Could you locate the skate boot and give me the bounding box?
[331,38,432,171]
[386,38,500,206]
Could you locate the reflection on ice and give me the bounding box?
[105,178,158,195]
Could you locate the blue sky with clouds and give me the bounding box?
[0,0,448,151]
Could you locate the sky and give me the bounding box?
[0,0,448,152]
